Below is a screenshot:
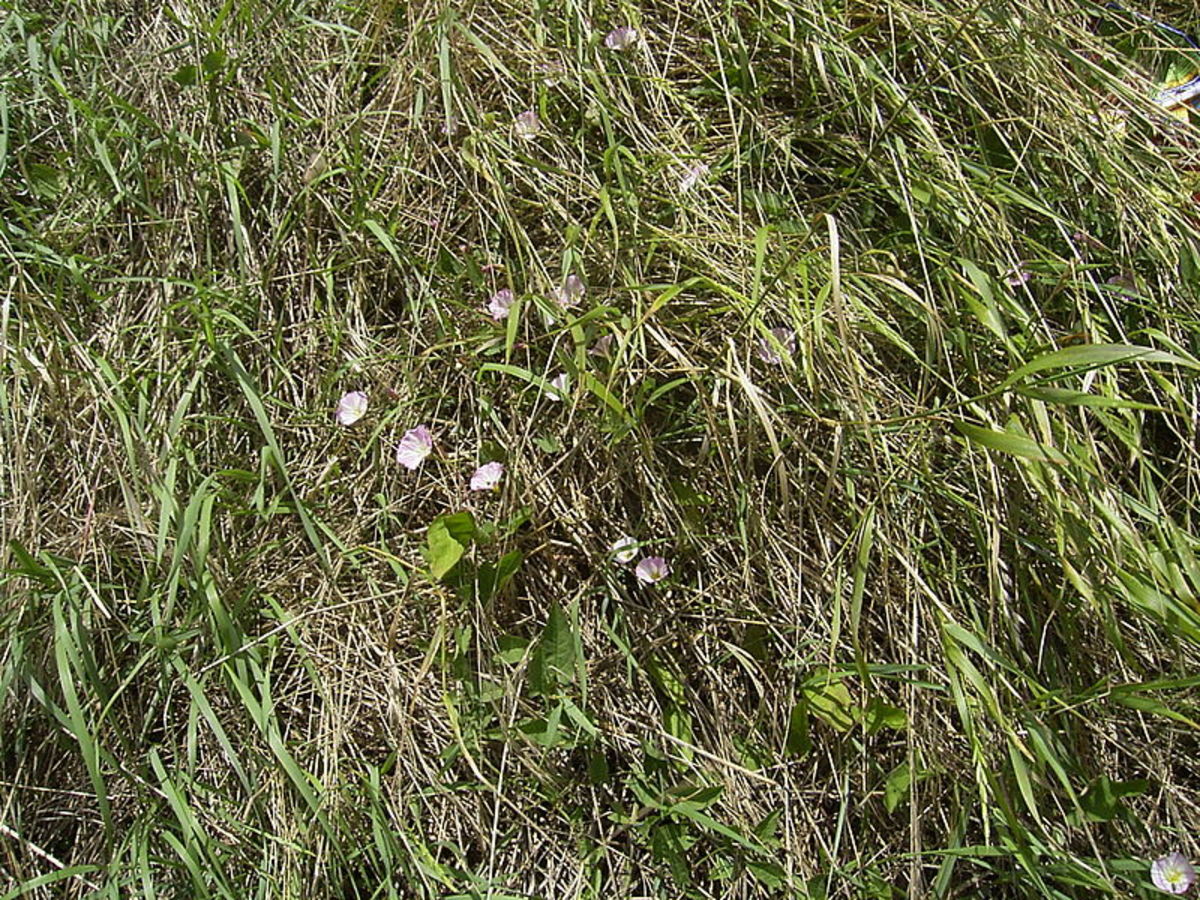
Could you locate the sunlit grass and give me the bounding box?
[4,0,1200,897]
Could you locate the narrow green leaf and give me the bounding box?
[364,218,403,269]
[955,422,1069,465]
[1002,343,1200,388]
[1016,385,1161,410]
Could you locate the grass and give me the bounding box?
[4,0,1200,896]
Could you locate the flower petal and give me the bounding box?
[488,288,515,321]
[395,425,434,470]
[470,461,505,491]
[604,25,638,51]
[756,327,796,364]
[547,373,568,401]
[1152,852,1196,894]
[515,110,541,139]
[335,391,369,426]
[611,536,638,563]
[635,556,670,584]
[552,274,586,309]
[678,162,709,193]
[589,333,615,358]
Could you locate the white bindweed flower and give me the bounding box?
[335,391,368,426]
[515,109,542,139]
[635,556,670,585]
[488,288,515,321]
[604,25,638,51]
[395,425,434,470]
[470,461,505,491]
[1152,852,1196,894]
[678,162,709,193]
[610,536,638,563]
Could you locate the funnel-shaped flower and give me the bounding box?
[488,288,515,321]
[335,391,368,426]
[395,425,434,470]
[605,26,638,51]
[552,273,586,309]
[635,556,670,584]
[757,327,796,364]
[515,110,541,139]
[678,162,709,193]
[589,333,615,358]
[1152,853,1196,894]
[470,461,504,491]
[547,373,568,401]
[610,536,638,564]
[1002,264,1031,287]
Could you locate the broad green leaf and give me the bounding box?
[440,511,477,545]
[671,804,764,854]
[864,697,907,734]
[785,700,812,756]
[494,634,530,665]
[427,514,473,580]
[588,749,609,784]
[646,655,687,705]
[955,422,1069,465]
[1078,775,1148,822]
[469,549,522,602]
[363,218,403,269]
[747,860,787,890]
[958,258,1007,340]
[803,670,856,732]
[561,697,599,738]
[529,602,576,694]
[884,762,911,813]
[663,703,694,761]
[517,703,568,747]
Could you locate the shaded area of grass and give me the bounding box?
[4,0,1200,896]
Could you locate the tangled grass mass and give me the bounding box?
[7,0,1200,896]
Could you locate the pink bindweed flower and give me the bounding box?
[552,273,586,309]
[1152,852,1196,894]
[610,536,638,563]
[395,425,434,470]
[757,327,796,364]
[604,26,638,51]
[1002,264,1031,287]
[488,288,515,321]
[515,109,542,139]
[335,391,369,426]
[547,373,569,400]
[635,556,670,584]
[589,333,615,358]
[470,461,504,491]
[678,162,709,193]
